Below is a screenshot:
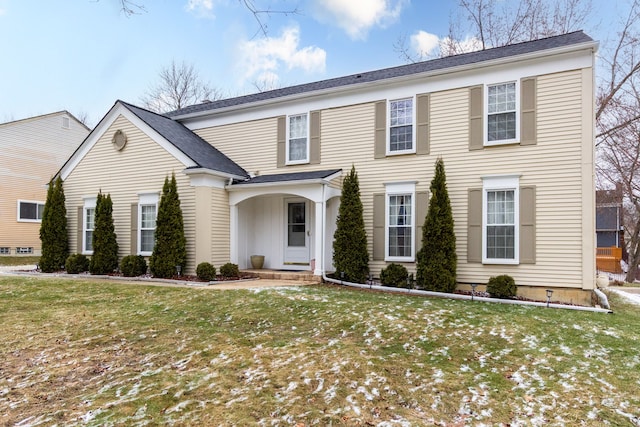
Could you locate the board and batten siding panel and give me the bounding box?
[63,115,198,273]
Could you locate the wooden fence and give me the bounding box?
[596,246,623,273]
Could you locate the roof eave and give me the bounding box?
[226,172,341,191]
[171,40,598,122]
[183,167,248,182]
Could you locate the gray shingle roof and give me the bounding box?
[231,169,342,186]
[121,101,248,178]
[167,31,594,118]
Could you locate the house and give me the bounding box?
[0,111,90,256]
[58,31,598,305]
[595,183,625,273]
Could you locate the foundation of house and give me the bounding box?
[242,269,322,283]
[458,283,595,307]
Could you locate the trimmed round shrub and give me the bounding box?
[380,263,409,288]
[196,262,216,281]
[120,255,147,277]
[486,274,517,299]
[219,262,239,278]
[65,254,89,274]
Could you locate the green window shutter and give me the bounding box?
[374,101,386,159]
[276,116,286,168]
[469,86,484,151]
[467,188,482,263]
[415,191,429,252]
[416,94,430,155]
[520,77,537,146]
[77,206,83,253]
[310,110,321,164]
[131,203,138,255]
[520,186,536,264]
[373,193,385,260]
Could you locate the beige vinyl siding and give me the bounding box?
[210,187,231,267]
[63,115,198,273]
[0,112,89,254]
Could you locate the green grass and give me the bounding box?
[0,256,39,266]
[0,276,639,426]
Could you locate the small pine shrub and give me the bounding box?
[196,262,216,281]
[486,275,517,299]
[219,262,239,278]
[65,254,89,274]
[380,263,409,288]
[120,255,147,277]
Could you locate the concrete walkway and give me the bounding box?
[0,265,316,290]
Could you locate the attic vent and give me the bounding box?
[62,116,70,129]
[112,129,127,151]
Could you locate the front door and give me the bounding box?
[284,199,310,266]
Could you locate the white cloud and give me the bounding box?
[313,0,407,40]
[185,0,215,18]
[411,30,440,57]
[237,26,326,86]
[409,30,484,59]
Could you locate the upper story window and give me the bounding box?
[17,200,45,222]
[389,98,414,153]
[287,113,309,164]
[483,175,519,264]
[486,82,518,144]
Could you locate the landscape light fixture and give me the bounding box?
[546,289,554,307]
[471,283,478,301]
[176,265,182,277]
[368,273,373,289]
[340,271,345,285]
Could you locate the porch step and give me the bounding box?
[242,269,321,283]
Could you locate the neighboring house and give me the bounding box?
[58,31,597,305]
[595,184,625,274]
[0,112,90,256]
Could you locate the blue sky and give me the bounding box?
[0,0,625,127]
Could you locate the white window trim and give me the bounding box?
[482,175,520,264]
[17,200,45,223]
[384,181,416,262]
[285,112,310,165]
[484,81,520,146]
[387,96,416,155]
[82,197,97,255]
[138,193,159,256]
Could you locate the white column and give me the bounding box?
[230,204,239,265]
[314,200,324,275]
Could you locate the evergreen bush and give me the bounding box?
[39,177,68,272]
[120,255,147,277]
[380,263,409,288]
[89,192,119,275]
[332,165,369,283]
[486,275,517,299]
[196,262,216,281]
[219,262,239,278]
[416,158,457,292]
[150,173,187,278]
[65,253,89,274]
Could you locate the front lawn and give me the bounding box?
[0,277,638,426]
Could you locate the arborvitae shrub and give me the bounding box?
[332,165,369,283]
[65,254,89,274]
[219,263,239,278]
[89,192,119,275]
[196,262,216,281]
[39,177,68,272]
[120,255,147,277]
[380,263,409,288]
[486,275,517,299]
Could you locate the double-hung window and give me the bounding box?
[138,193,158,255]
[385,182,416,261]
[17,200,45,222]
[389,97,414,153]
[486,82,518,144]
[83,197,97,254]
[287,113,309,164]
[483,176,519,264]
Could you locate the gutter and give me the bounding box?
[321,273,613,314]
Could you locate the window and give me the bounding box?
[483,176,519,264]
[287,113,308,164]
[385,182,416,261]
[17,201,45,222]
[389,98,414,153]
[138,193,159,255]
[486,82,517,144]
[83,197,96,254]
[0,247,10,255]
[16,247,33,254]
